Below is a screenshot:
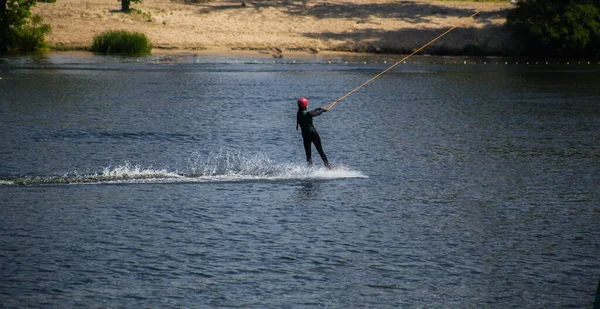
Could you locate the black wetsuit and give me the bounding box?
[297,108,330,168]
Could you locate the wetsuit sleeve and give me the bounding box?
[306,108,325,117]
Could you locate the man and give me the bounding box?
[296,97,331,169]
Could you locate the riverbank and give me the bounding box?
[34,0,516,56]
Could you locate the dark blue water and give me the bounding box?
[1,52,599,308]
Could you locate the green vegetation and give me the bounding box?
[131,8,154,22]
[0,0,52,52]
[91,30,152,54]
[11,14,50,51]
[507,0,600,57]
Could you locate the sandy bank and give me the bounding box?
[35,0,516,56]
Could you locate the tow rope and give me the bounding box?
[324,2,499,111]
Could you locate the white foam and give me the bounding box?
[0,180,15,186]
[2,153,367,186]
[309,166,366,179]
[99,163,181,179]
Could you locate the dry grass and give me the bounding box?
[34,0,515,55]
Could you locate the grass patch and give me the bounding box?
[130,9,155,22]
[91,30,152,54]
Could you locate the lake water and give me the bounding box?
[1,52,599,308]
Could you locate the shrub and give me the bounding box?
[12,15,50,51]
[91,30,152,54]
[506,0,600,56]
[1,0,52,52]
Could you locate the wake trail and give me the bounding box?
[1,151,366,186]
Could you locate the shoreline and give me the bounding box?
[36,50,600,66]
[34,0,517,57]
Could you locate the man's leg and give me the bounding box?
[312,134,330,169]
[303,137,313,166]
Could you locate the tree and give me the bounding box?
[507,0,600,56]
[122,0,142,12]
[0,0,51,52]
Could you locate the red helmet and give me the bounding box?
[298,97,309,108]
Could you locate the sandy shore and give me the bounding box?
[34,0,515,56]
